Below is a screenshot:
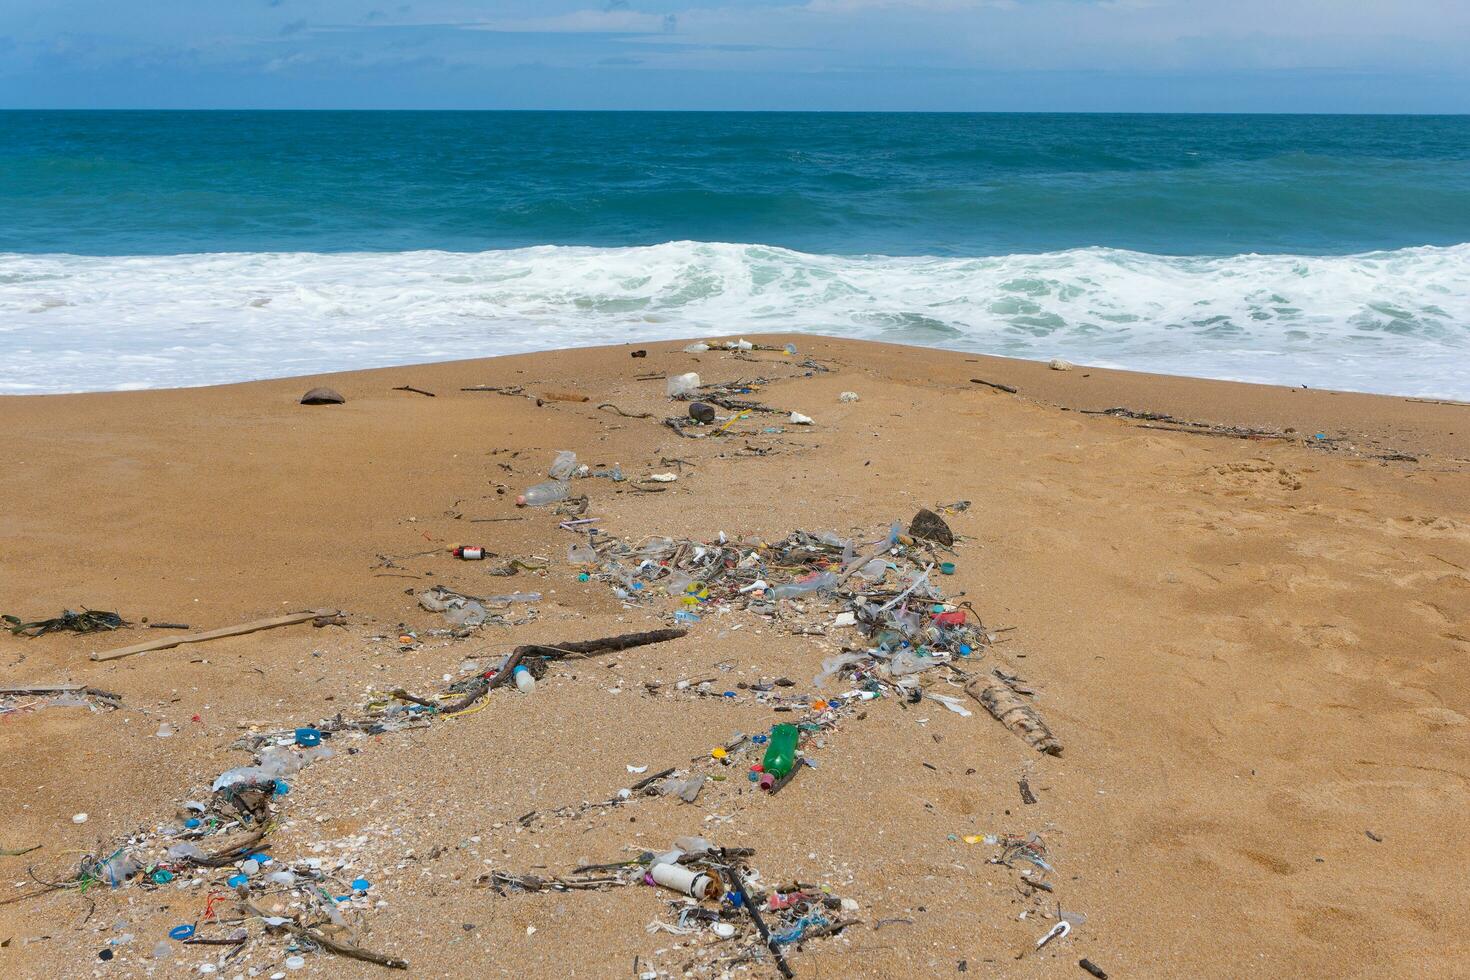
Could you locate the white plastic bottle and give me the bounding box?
[513,664,536,694]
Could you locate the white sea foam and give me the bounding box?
[2,241,1468,397]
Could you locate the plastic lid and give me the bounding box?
[168,924,195,941]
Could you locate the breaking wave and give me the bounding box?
[2,241,1468,397]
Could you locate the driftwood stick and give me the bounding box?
[390,688,438,710]
[442,629,686,715]
[970,378,1019,394]
[91,610,333,662]
[965,675,1063,756]
[720,863,794,979]
[392,385,436,397]
[187,827,270,868]
[629,767,676,792]
[597,403,654,419]
[242,897,407,970]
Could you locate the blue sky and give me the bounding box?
[3,0,1468,111]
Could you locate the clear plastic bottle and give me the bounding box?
[517,480,570,507]
[770,572,837,599]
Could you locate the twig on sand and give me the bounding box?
[241,896,407,970]
[598,403,654,419]
[970,378,1018,394]
[392,385,436,397]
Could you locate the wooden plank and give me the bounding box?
[91,610,330,662]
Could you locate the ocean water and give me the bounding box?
[2,111,1468,396]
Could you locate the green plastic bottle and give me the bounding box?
[762,723,800,780]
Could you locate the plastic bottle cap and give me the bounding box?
[184,818,201,829]
[294,728,322,747]
[351,877,371,891]
[515,494,528,506]
[513,665,529,675]
[168,925,195,941]
[711,747,727,759]
[273,780,289,796]
[227,874,248,887]
[577,573,589,582]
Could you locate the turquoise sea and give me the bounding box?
[2,111,1468,395]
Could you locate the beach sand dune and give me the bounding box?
[1,336,1466,977]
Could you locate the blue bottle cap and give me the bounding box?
[294,727,322,747]
[351,877,371,891]
[273,780,289,796]
[168,924,195,941]
[226,874,248,888]
[184,818,201,829]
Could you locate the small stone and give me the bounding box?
[72,812,88,824]
[1048,358,1074,371]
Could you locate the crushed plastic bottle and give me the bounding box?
[96,851,141,888]
[769,571,837,599]
[517,480,570,507]
[548,451,578,480]
[666,373,701,398]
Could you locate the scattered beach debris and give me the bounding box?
[483,838,853,977]
[299,387,345,405]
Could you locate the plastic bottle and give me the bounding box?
[453,546,486,560]
[769,572,837,599]
[513,664,536,694]
[650,862,723,900]
[666,373,701,398]
[548,451,578,480]
[516,480,570,507]
[761,723,799,780]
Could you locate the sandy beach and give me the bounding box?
[2,335,1467,979]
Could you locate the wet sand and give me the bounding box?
[1,335,1467,978]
